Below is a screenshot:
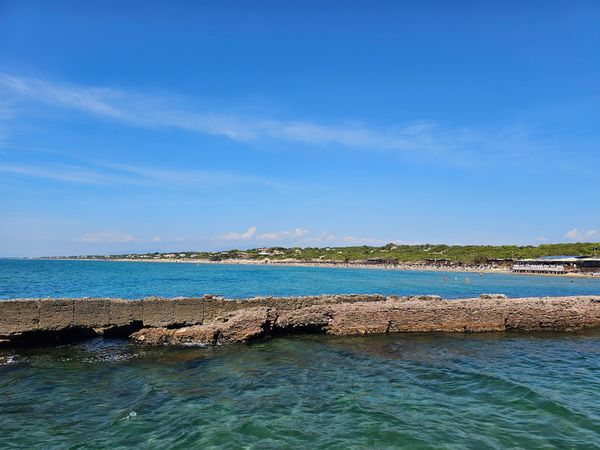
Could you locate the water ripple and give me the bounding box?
[3,332,600,448]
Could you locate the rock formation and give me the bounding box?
[131,295,600,346]
[2,295,600,347]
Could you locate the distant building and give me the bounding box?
[485,258,513,264]
[512,256,600,274]
[424,258,452,265]
[366,258,399,265]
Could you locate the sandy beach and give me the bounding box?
[54,257,600,278]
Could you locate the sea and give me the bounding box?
[1,258,600,448]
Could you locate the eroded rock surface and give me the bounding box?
[0,294,383,346]
[131,307,276,346]
[130,296,600,346]
[2,294,600,347]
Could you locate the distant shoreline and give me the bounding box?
[40,257,600,278]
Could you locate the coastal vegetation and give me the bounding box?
[62,242,600,265]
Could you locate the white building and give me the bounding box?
[512,256,600,274]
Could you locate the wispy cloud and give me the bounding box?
[0,103,16,148]
[214,226,379,246]
[565,228,598,242]
[0,72,504,162]
[77,232,182,245]
[78,231,138,243]
[0,162,116,185]
[0,159,284,188]
[97,161,284,188]
[0,73,128,119]
[3,72,589,172]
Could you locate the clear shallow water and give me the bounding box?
[2,332,600,448]
[1,258,600,299]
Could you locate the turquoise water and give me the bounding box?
[2,259,600,448]
[1,258,600,299]
[2,333,600,448]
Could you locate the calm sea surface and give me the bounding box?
[2,259,600,448]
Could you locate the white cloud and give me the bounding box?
[565,228,598,241]
[565,229,579,240]
[216,226,311,242]
[150,236,161,242]
[535,236,548,242]
[257,228,309,241]
[303,232,383,246]
[217,226,258,241]
[214,227,380,246]
[78,231,138,243]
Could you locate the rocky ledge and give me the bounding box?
[2,294,600,347]
[130,295,600,346]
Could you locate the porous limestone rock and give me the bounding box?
[3,295,600,347]
[129,296,600,346]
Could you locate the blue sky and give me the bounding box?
[0,0,599,256]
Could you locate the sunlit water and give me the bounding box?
[1,258,600,299]
[2,259,600,448]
